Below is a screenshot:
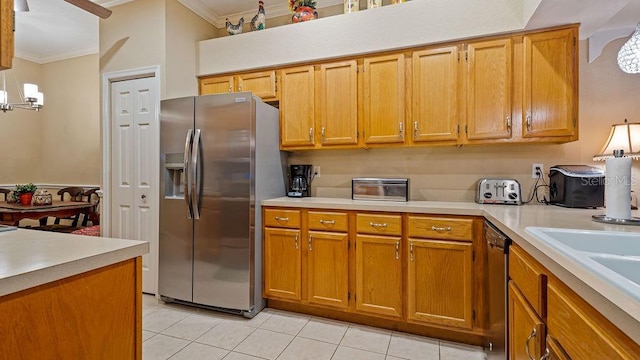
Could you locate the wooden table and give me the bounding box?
[0,200,94,226]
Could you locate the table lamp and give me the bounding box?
[592,119,640,225]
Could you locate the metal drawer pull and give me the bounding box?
[410,243,414,262]
[431,226,452,232]
[413,121,418,139]
[321,127,326,143]
[294,233,299,250]
[275,216,289,222]
[309,128,314,142]
[395,241,399,260]
[369,222,387,229]
[319,219,335,225]
[540,348,550,360]
[308,235,313,251]
[525,327,537,360]
[399,122,404,138]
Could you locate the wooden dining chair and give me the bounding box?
[57,187,84,202]
[0,188,10,201]
[81,187,100,226]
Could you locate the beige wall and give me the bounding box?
[166,0,215,99]
[0,56,100,187]
[290,38,640,203]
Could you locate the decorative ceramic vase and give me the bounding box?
[367,0,381,8]
[19,192,33,205]
[292,6,318,23]
[344,0,359,13]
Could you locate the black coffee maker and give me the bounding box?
[287,165,312,197]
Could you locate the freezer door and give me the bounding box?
[159,97,195,302]
[193,93,253,310]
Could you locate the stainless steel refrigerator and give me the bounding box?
[158,92,286,318]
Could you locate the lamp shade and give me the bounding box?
[593,120,640,160]
[618,23,640,74]
[23,83,38,100]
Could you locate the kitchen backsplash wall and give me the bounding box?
[289,38,640,203]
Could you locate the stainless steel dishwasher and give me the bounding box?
[485,220,511,360]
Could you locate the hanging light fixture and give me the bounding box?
[617,22,640,74]
[0,71,44,112]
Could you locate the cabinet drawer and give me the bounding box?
[547,279,640,359]
[509,245,546,316]
[308,211,348,232]
[407,216,473,241]
[264,208,301,228]
[356,213,402,236]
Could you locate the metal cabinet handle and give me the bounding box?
[308,235,313,251]
[526,115,532,130]
[413,121,418,139]
[431,226,452,232]
[275,216,289,222]
[410,243,414,262]
[238,84,242,91]
[369,222,387,229]
[506,116,512,130]
[228,86,232,92]
[141,194,146,200]
[309,128,314,142]
[395,241,400,260]
[319,219,335,225]
[399,122,404,139]
[321,127,325,143]
[540,348,550,360]
[294,233,299,250]
[525,327,537,360]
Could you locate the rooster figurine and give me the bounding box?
[250,1,266,31]
[226,17,244,35]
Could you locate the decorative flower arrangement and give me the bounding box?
[289,0,317,11]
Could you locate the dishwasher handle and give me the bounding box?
[485,221,510,252]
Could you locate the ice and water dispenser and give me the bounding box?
[164,153,185,199]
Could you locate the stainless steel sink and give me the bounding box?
[525,227,640,301]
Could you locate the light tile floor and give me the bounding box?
[142,294,487,360]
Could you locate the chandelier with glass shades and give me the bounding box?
[618,22,640,74]
[0,71,44,112]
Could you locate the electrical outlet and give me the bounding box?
[313,166,321,178]
[532,163,543,178]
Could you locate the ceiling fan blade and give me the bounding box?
[64,0,112,19]
[14,0,29,12]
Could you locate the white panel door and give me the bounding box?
[111,77,158,294]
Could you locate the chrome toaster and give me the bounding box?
[476,178,522,205]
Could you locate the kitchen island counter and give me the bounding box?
[262,197,640,344]
[0,228,148,359]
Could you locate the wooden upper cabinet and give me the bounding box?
[523,27,577,138]
[200,75,234,95]
[280,65,316,148]
[318,60,359,146]
[237,71,277,100]
[0,0,13,70]
[362,54,406,145]
[411,46,459,143]
[466,38,513,141]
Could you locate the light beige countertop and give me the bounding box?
[262,197,640,343]
[0,228,148,297]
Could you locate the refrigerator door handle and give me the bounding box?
[191,128,201,220]
[183,129,194,219]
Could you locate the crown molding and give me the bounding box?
[15,46,99,64]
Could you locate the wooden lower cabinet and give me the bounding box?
[407,238,474,329]
[263,227,301,301]
[307,230,349,309]
[355,234,402,318]
[509,281,545,360]
[0,258,142,359]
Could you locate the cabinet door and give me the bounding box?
[280,66,316,148]
[318,61,358,146]
[407,239,473,329]
[545,336,571,360]
[0,0,13,70]
[237,71,277,100]
[307,231,349,309]
[411,46,459,143]
[200,75,234,95]
[363,54,406,144]
[509,282,545,360]
[523,28,577,138]
[355,234,402,318]
[263,228,301,301]
[466,39,512,140]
